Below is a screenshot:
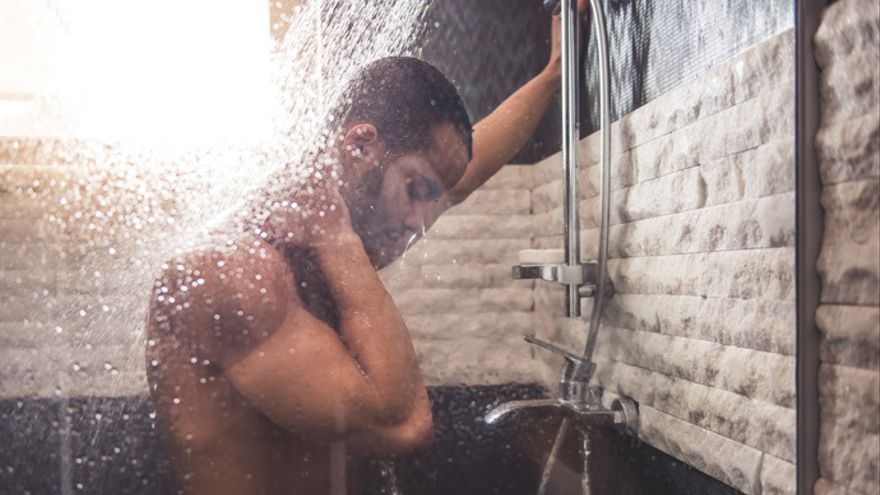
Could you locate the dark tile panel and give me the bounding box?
[2,386,743,495]
[66,397,179,495]
[0,398,61,495]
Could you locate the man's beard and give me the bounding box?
[348,167,392,267]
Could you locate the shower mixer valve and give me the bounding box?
[483,333,638,438]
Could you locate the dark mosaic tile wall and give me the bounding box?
[1,385,743,495]
[418,0,793,162]
[419,0,559,164]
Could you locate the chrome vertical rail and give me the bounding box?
[560,0,582,318]
[581,0,611,368]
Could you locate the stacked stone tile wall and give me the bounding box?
[813,1,880,494]
[530,30,797,494]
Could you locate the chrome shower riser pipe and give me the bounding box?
[581,0,612,372]
[560,0,582,318]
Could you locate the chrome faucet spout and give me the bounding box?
[483,399,562,425]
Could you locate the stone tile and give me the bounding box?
[821,178,880,246]
[0,346,67,398]
[700,139,795,207]
[393,287,532,315]
[760,454,796,495]
[400,237,530,266]
[819,363,879,434]
[593,357,795,462]
[614,167,706,224]
[446,189,531,216]
[698,85,794,163]
[531,196,600,237]
[428,214,533,240]
[414,333,546,386]
[379,261,425,292]
[817,110,880,185]
[820,49,880,125]
[406,311,533,342]
[63,344,149,398]
[0,216,65,243]
[607,247,795,300]
[529,152,560,186]
[814,0,880,69]
[816,304,880,370]
[818,418,880,494]
[730,31,794,108]
[0,242,67,270]
[480,165,532,191]
[0,268,56,297]
[637,406,764,494]
[531,179,562,214]
[0,293,59,325]
[596,325,795,408]
[818,242,880,305]
[606,293,795,355]
[0,192,49,220]
[814,477,865,495]
[0,321,67,348]
[419,263,520,289]
[609,193,795,258]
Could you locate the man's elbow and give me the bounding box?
[406,409,435,451]
[386,408,434,454]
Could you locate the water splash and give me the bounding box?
[3,0,433,398]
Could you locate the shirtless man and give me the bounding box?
[146,17,567,494]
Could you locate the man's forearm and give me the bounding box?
[313,234,424,422]
[449,68,560,202]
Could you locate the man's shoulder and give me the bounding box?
[149,235,292,320]
[156,235,288,284]
[147,235,294,361]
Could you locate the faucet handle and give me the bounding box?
[524,335,586,364]
[524,335,596,383]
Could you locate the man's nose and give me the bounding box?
[404,206,435,233]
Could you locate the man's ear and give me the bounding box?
[342,123,385,169]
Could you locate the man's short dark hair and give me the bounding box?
[341,57,473,159]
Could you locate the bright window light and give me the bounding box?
[1,0,273,145]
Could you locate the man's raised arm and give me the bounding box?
[448,5,585,204]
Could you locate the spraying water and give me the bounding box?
[4,0,433,397]
[2,3,446,493]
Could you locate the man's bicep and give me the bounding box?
[223,312,379,439]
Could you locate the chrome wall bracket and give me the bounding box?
[512,261,615,301]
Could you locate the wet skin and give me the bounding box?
[145,125,468,495]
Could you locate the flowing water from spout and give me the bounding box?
[537,417,570,495]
